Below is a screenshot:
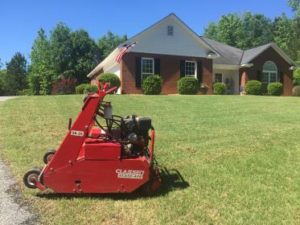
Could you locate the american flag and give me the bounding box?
[115,42,136,63]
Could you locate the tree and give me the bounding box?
[288,0,300,14]
[204,12,274,49]
[29,28,54,95]
[239,12,273,49]
[217,14,243,47]
[70,30,101,83]
[29,24,101,94]
[4,53,27,95]
[49,23,74,77]
[273,14,299,61]
[98,31,127,60]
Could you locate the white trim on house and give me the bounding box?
[124,14,220,57]
[262,60,278,84]
[87,48,119,78]
[141,57,155,81]
[244,43,296,66]
[184,60,197,79]
[213,64,240,70]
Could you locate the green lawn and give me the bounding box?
[1,95,300,225]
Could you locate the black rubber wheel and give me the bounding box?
[43,149,56,164]
[23,168,41,189]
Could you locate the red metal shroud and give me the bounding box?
[38,85,157,193]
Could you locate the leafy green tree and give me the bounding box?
[288,0,300,14]
[204,12,273,49]
[71,30,100,83]
[239,12,273,49]
[273,14,298,60]
[29,25,101,94]
[98,31,127,59]
[204,22,219,41]
[29,28,54,95]
[217,14,243,47]
[49,23,74,77]
[4,53,27,95]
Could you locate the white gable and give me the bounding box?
[126,14,216,58]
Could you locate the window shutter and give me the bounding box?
[135,57,141,88]
[257,71,261,81]
[197,61,203,83]
[180,60,185,78]
[154,58,160,75]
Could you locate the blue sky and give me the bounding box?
[0,0,294,65]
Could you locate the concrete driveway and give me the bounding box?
[0,96,39,225]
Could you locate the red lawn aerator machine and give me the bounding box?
[23,83,161,194]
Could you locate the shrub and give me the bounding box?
[245,80,262,95]
[292,85,300,96]
[75,83,89,94]
[293,68,300,86]
[213,82,226,95]
[142,75,162,95]
[84,84,98,94]
[17,89,32,96]
[51,77,77,95]
[267,82,283,96]
[177,77,199,95]
[98,73,121,90]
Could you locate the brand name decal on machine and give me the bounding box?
[71,130,84,137]
[116,169,144,179]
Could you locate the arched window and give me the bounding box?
[262,61,278,84]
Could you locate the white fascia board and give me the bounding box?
[87,48,119,78]
[213,64,240,70]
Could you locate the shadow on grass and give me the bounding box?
[36,167,189,200]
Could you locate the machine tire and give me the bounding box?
[43,149,56,164]
[23,168,41,189]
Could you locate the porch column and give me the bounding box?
[240,70,248,94]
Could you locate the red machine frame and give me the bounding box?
[24,83,161,194]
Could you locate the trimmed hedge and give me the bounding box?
[142,75,162,95]
[98,73,121,90]
[213,82,226,95]
[245,80,262,95]
[84,84,98,94]
[75,83,89,94]
[177,77,199,95]
[267,82,283,96]
[292,85,300,96]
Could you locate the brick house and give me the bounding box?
[87,13,296,95]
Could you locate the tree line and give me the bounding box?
[0,0,300,96]
[204,0,300,62]
[0,24,126,95]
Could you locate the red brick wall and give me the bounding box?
[239,47,293,96]
[121,52,213,94]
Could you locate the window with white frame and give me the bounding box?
[141,57,154,81]
[215,73,222,83]
[262,61,278,84]
[185,61,197,77]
